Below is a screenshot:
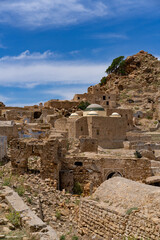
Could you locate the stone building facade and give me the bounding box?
[59,115,128,149]
[73,85,117,109]
[60,154,151,192]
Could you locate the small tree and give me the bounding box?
[100,76,107,86]
[106,56,125,75]
[78,101,90,110]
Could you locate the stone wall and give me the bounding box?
[10,137,67,181]
[44,100,78,109]
[79,137,98,152]
[62,155,151,189]
[73,92,117,108]
[106,108,133,130]
[0,123,18,141]
[0,136,7,161]
[78,178,160,240]
[67,116,127,149]
[79,199,160,240]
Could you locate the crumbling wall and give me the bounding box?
[79,199,160,240]
[79,178,160,239]
[10,138,66,181]
[62,155,151,189]
[44,100,78,109]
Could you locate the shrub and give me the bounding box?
[78,101,90,110]
[73,182,83,195]
[126,207,138,215]
[55,210,61,220]
[100,76,107,86]
[60,235,66,240]
[72,236,78,240]
[6,210,21,227]
[15,185,25,196]
[26,196,32,204]
[3,176,12,186]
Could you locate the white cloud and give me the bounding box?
[0,0,108,28]
[92,33,128,40]
[0,51,107,88]
[0,0,157,28]
[0,50,56,61]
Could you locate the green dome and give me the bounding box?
[85,104,105,111]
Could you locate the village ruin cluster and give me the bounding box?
[1,51,160,239]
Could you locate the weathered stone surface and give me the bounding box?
[2,186,58,240]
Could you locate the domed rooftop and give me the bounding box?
[85,104,105,111]
[87,111,98,116]
[110,112,121,117]
[69,112,79,118]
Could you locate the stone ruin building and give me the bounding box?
[73,84,117,108]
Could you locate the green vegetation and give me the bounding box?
[3,175,12,186]
[126,207,138,215]
[55,210,61,220]
[72,236,79,240]
[60,235,66,240]
[73,182,83,195]
[146,110,153,120]
[100,76,107,86]
[15,185,25,196]
[6,210,21,227]
[106,56,126,75]
[26,196,32,204]
[78,101,90,110]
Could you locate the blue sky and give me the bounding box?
[0,0,160,106]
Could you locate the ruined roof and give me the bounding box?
[92,177,160,216]
[85,104,105,111]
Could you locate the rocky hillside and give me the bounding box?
[99,50,160,118]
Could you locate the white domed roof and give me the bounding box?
[110,112,121,117]
[85,104,104,111]
[87,111,98,116]
[69,113,79,118]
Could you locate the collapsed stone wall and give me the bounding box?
[79,199,160,240]
[79,178,160,240]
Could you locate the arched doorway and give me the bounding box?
[106,171,122,180]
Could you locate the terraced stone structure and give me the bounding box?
[79,177,160,240]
